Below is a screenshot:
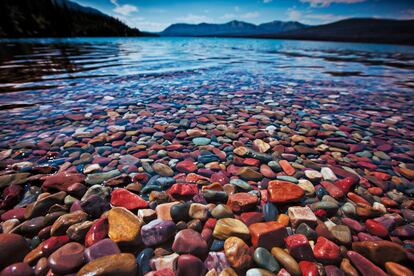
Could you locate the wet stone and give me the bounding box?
[48,242,85,274]
[253,247,280,273]
[141,219,176,247]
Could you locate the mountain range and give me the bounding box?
[0,0,413,45]
[160,18,414,45]
[0,0,154,37]
[160,20,308,36]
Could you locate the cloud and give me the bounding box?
[300,0,366,8]
[400,9,414,19]
[110,0,138,16]
[287,7,349,23]
[287,8,302,21]
[176,14,211,24]
[241,11,260,19]
[221,13,237,20]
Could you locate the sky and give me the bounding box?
[73,0,414,32]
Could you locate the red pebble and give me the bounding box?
[176,159,197,173]
[334,177,356,194]
[85,218,108,247]
[313,237,341,264]
[285,234,314,261]
[203,218,217,230]
[168,184,198,198]
[320,181,344,199]
[42,235,70,257]
[299,261,319,276]
[110,188,148,210]
[347,192,370,205]
[240,212,264,226]
[366,219,388,238]
[1,207,25,221]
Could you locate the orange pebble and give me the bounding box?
[277,214,290,226]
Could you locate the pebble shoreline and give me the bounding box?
[0,81,414,276]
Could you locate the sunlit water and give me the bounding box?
[0,37,413,147]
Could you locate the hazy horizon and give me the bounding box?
[72,0,414,32]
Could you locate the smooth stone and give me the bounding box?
[321,167,337,181]
[249,221,287,250]
[42,171,85,192]
[340,258,359,276]
[176,254,205,276]
[80,194,110,218]
[0,233,30,269]
[85,169,121,185]
[48,242,85,274]
[253,247,280,273]
[365,219,388,238]
[298,261,319,276]
[204,252,230,273]
[297,179,315,196]
[295,223,317,241]
[268,181,304,204]
[189,203,209,221]
[193,137,211,146]
[271,247,301,276]
[227,193,258,213]
[156,202,179,220]
[85,218,108,247]
[67,221,93,242]
[213,218,250,240]
[172,229,208,259]
[170,202,190,222]
[152,163,174,177]
[288,206,317,228]
[84,238,120,262]
[230,178,252,191]
[313,237,340,264]
[110,188,148,210]
[137,248,154,276]
[210,239,225,251]
[224,237,252,271]
[108,207,142,244]
[141,219,176,247]
[246,268,276,276]
[347,251,387,276]
[276,176,298,183]
[0,262,33,276]
[330,225,352,245]
[150,253,179,271]
[50,210,88,236]
[237,167,263,181]
[351,240,407,265]
[77,253,137,276]
[168,183,198,198]
[81,185,110,201]
[24,191,66,219]
[263,202,278,222]
[23,235,69,265]
[385,262,414,276]
[285,234,314,261]
[211,204,234,219]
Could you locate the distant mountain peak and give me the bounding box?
[161,20,308,37]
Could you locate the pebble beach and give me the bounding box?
[0,38,414,276]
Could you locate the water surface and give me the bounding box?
[0,37,413,148]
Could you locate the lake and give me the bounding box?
[1,37,414,275]
[1,37,414,151]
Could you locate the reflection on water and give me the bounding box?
[0,37,414,109]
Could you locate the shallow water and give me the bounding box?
[0,37,414,151]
